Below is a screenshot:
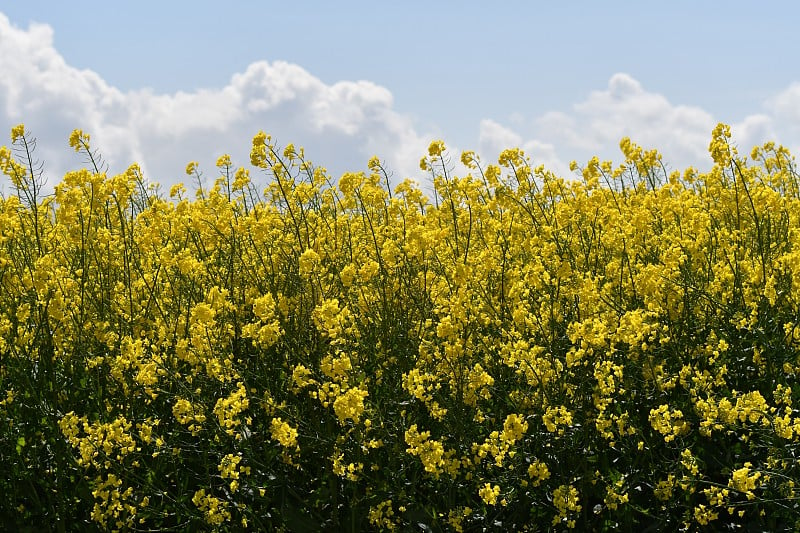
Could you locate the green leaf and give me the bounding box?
[16,436,26,454]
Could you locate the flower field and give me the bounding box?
[2,123,800,530]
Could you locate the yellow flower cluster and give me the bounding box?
[729,462,762,500]
[405,424,449,477]
[604,479,629,511]
[472,413,528,468]
[551,484,582,528]
[89,473,137,530]
[478,482,502,506]
[218,453,250,493]
[542,405,573,435]
[368,499,397,530]
[649,404,690,442]
[3,123,800,530]
[213,382,249,437]
[59,413,137,467]
[332,385,368,424]
[270,417,299,449]
[527,459,551,487]
[192,488,231,526]
[172,397,207,436]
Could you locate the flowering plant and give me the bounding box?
[1,123,800,530]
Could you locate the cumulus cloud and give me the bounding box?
[478,73,800,177]
[764,83,800,157]
[479,119,522,155]
[0,13,430,195]
[478,119,567,177]
[768,82,800,125]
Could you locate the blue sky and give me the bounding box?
[2,2,800,192]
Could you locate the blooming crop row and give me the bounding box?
[1,123,800,530]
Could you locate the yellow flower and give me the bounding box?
[250,130,270,167]
[368,500,396,530]
[192,489,231,526]
[298,248,320,276]
[708,122,733,166]
[10,124,25,142]
[460,150,477,169]
[500,413,528,443]
[551,484,582,526]
[213,382,250,436]
[427,140,446,157]
[190,302,216,325]
[542,405,573,435]
[252,293,276,321]
[68,128,90,151]
[405,424,447,475]
[527,460,550,486]
[649,404,690,442]
[478,483,501,506]
[604,480,629,510]
[270,417,299,448]
[333,386,368,424]
[169,182,186,197]
[232,167,250,190]
[694,504,719,525]
[729,462,761,499]
[218,453,243,481]
[291,364,315,390]
[367,155,382,172]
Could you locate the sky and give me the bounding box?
[1,2,800,195]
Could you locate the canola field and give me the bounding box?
[1,123,800,530]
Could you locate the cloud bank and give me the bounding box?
[1,13,799,197]
[0,13,430,193]
[478,73,800,178]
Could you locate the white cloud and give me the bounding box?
[478,119,522,156]
[477,119,568,178]
[731,114,775,154]
[569,73,716,165]
[478,73,800,178]
[0,13,430,196]
[768,82,800,125]
[763,83,800,158]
